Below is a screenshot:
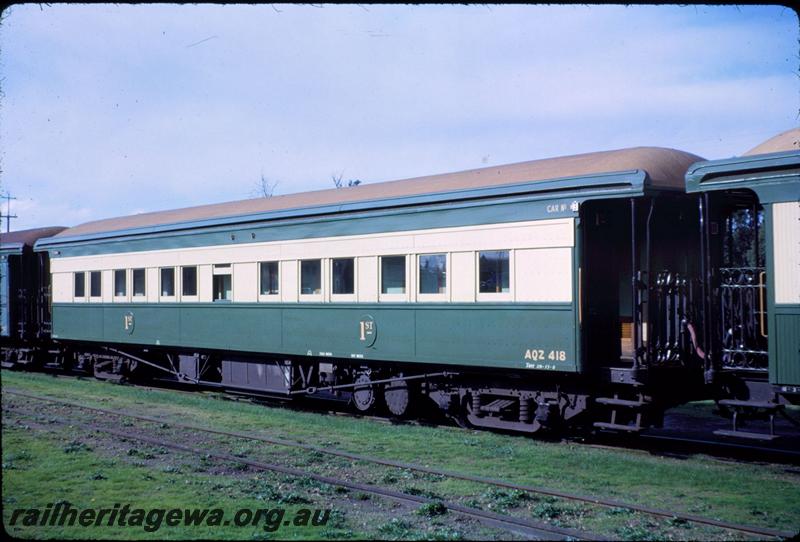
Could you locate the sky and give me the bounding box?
[0,3,797,232]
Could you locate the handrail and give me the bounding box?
[758,271,767,338]
[578,267,582,325]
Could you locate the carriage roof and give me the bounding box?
[44,146,700,244]
[0,227,67,255]
[743,128,800,156]
[686,129,800,203]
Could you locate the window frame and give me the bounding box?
[159,267,177,301]
[476,249,514,301]
[212,264,233,303]
[112,269,128,301]
[416,253,450,302]
[181,266,199,301]
[73,271,87,301]
[379,254,409,302]
[89,270,102,300]
[330,257,356,302]
[299,258,324,301]
[131,268,146,299]
[258,261,280,300]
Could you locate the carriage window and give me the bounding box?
[132,268,146,297]
[300,260,322,295]
[160,267,175,297]
[722,206,766,268]
[114,269,127,297]
[332,258,354,295]
[213,264,232,302]
[479,251,510,293]
[381,256,406,294]
[182,266,197,297]
[419,254,447,294]
[90,271,102,298]
[260,261,279,296]
[74,272,85,298]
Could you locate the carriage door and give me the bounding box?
[581,199,631,367]
[713,192,768,373]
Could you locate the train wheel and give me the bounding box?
[384,378,414,417]
[352,373,376,412]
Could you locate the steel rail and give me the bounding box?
[294,398,800,465]
[9,369,800,463]
[22,368,800,461]
[639,433,800,456]
[3,388,795,540]
[2,404,596,541]
[112,375,800,462]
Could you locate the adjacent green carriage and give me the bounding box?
[685,129,800,433]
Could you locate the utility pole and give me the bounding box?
[0,193,17,233]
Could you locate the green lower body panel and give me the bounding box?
[773,306,800,386]
[51,302,578,372]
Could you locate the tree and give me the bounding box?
[331,171,362,189]
[251,174,279,198]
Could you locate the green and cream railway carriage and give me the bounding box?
[31,145,712,433]
[17,138,799,432]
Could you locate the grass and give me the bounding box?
[1,425,338,539]
[416,502,447,517]
[3,371,800,540]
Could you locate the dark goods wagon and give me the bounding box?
[0,227,65,367]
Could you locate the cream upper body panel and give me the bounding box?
[50,218,573,273]
[773,201,800,305]
[50,218,575,304]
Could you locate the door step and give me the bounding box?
[718,399,780,410]
[713,429,778,441]
[593,421,643,433]
[480,399,515,413]
[715,399,783,440]
[594,392,650,433]
[596,397,646,408]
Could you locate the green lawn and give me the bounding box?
[1,423,360,540]
[3,371,799,540]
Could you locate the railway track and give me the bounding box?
[123,375,800,466]
[291,401,800,466]
[3,394,595,540]
[16,369,800,466]
[4,388,796,540]
[126,377,800,467]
